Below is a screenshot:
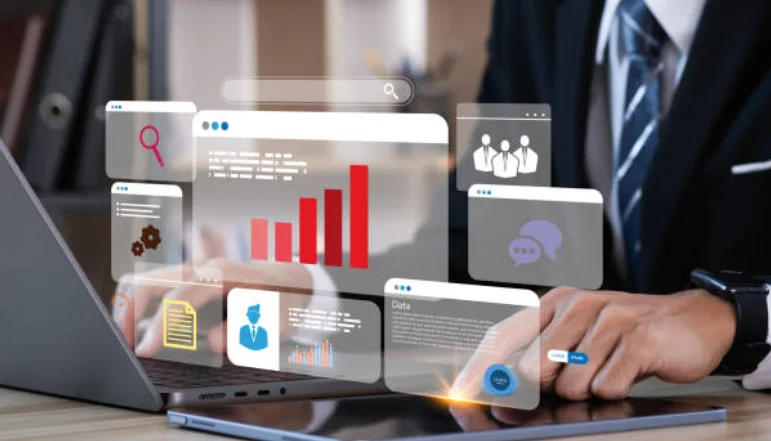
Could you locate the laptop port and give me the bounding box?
[280,387,287,395]
[257,390,270,396]
[234,391,247,398]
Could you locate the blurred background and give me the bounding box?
[0,0,493,301]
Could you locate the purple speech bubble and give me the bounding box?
[508,237,542,267]
[519,220,562,261]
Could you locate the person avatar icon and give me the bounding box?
[239,304,268,351]
[472,134,497,172]
[513,135,538,174]
[491,140,520,178]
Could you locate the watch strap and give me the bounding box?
[715,290,770,375]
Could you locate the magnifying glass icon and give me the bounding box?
[383,82,399,100]
[139,124,164,167]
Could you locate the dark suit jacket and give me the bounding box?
[438,0,771,295]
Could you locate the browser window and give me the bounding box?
[384,279,541,409]
[191,110,450,297]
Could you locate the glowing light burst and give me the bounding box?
[432,363,480,404]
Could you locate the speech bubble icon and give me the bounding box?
[519,220,562,262]
[508,237,542,266]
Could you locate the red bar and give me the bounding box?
[275,222,292,262]
[250,219,268,260]
[350,165,369,269]
[299,198,317,264]
[324,189,343,266]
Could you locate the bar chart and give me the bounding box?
[287,340,335,369]
[250,165,369,269]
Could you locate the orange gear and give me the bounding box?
[140,225,162,250]
[131,241,145,257]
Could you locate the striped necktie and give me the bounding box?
[614,0,667,286]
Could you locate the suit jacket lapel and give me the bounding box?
[639,0,771,291]
[552,0,604,188]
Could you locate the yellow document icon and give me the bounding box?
[163,299,197,351]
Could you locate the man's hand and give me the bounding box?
[453,287,736,401]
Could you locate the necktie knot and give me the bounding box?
[618,0,666,60]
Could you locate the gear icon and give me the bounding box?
[131,241,145,257]
[141,225,162,250]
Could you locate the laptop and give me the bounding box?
[0,139,382,412]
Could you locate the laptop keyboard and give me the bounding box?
[140,357,308,389]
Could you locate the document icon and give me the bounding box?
[163,299,197,351]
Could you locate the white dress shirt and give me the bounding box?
[586,0,771,389]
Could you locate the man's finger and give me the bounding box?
[450,286,578,399]
[450,307,540,399]
[518,291,605,387]
[552,305,628,400]
[591,341,642,400]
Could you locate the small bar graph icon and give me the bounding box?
[250,165,368,269]
[287,340,334,368]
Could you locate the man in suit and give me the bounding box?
[239,304,268,351]
[118,0,771,403]
[452,0,771,401]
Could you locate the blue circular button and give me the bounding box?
[212,121,219,130]
[483,364,518,397]
[221,121,229,131]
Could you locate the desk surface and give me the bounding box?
[1,378,769,441]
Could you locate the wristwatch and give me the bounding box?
[691,268,771,375]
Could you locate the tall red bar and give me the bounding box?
[349,165,369,269]
[299,198,317,264]
[275,222,292,262]
[324,189,343,266]
[250,219,268,260]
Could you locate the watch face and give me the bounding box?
[717,271,770,294]
[694,270,769,295]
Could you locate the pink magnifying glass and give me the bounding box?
[139,124,164,167]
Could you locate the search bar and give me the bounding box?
[221,78,414,105]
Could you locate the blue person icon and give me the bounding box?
[239,304,268,351]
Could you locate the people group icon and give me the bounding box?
[239,303,269,351]
[473,134,538,178]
